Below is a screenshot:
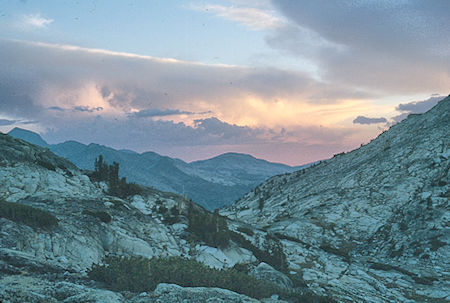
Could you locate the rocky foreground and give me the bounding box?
[0,132,302,302]
[0,96,448,303]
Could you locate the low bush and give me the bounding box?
[0,200,58,229]
[237,226,254,236]
[82,210,112,223]
[88,256,279,299]
[230,231,288,273]
[187,202,230,249]
[88,256,336,302]
[36,159,56,171]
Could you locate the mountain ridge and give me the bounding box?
[8,127,303,210]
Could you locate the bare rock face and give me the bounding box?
[223,97,450,302]
[148,283,263,303]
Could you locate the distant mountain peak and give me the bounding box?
[8,127,49,148]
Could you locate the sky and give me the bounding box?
[0,0,448,165]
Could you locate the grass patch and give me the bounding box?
[0,200,58,229]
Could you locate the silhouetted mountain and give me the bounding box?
[8,127,49,148]
[9,128,302,210]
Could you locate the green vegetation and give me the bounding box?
[88,256,335,302]
[82,209,112,223]
[88,256,278,299]
[186,201,288,272]
[36,159,56,171]
[0,200,58,229]
[89,155,143,198]
[258,197,265,211]
[187,202,230,249]
[229,232,288,273]
[237,226,254,236]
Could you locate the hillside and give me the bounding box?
[223,96,450,302]
[0,132,330,302]
[8,129,301,210]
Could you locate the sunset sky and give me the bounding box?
[0,0,449,165]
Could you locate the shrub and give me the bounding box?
[88,256,336,302]
[88,256,280,299]
[0,200,58,229]
[187,202,230,249]
[229,232,288,273]
[258,197,264,211]
[232,262,250,274]
[82,210,112,223]
[36,159,56,171]
[237,226,254,236]
[89,155,143,198]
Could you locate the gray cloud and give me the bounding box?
[20,120,38,124]
[0,39,373,121]
[0,119,18,126]
[396,95,445,113]
[73,105,103,113]
[392,95,446,123]
[132,108,194,118]
[0,39,373,165]
[353,116,387,125]
[269,0,450,94]
[44,115,266,149]
[48,106,66,111]
[40,114,354,165]
[194,117,264,141]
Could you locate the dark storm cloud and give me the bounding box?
[353,116,387,125]
[269,0,450,94]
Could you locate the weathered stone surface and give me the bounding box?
[149,283,261,303]
[250,262,293,289]
[223,97,450,302]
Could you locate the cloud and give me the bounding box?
[21,13,53,29]
[194,117,263,141]
[0,39,380,165]
[132,108,195,118]
[353,116,387,125]
[73,105,103,113]
[48,106,66,111]
[391,95,446,123]
[188,3,282,30]
[269,0,450,94]
[0,119,18,126]
[396,95,445,113]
